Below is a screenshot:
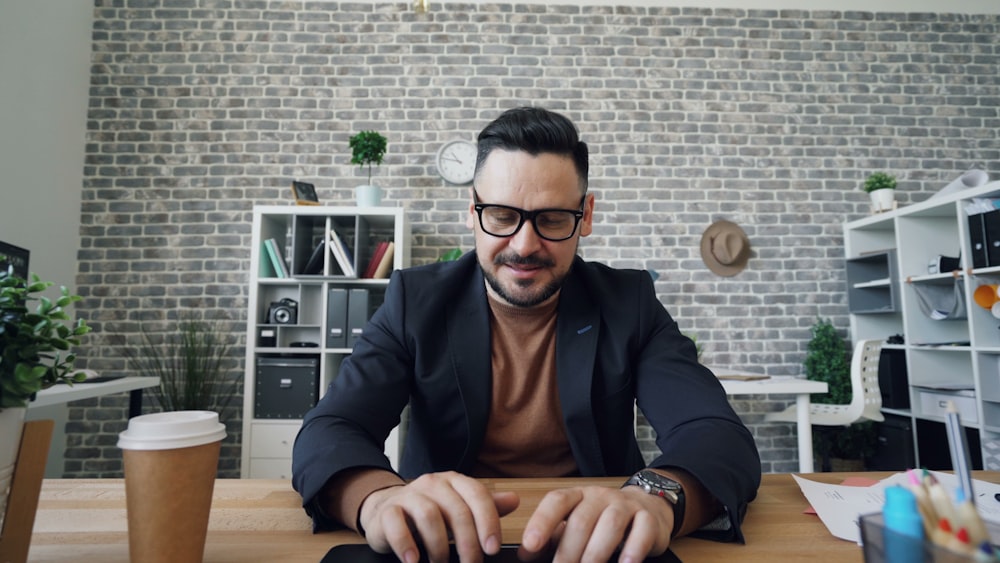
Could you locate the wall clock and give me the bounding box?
[435,140,477,185]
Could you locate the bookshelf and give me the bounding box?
[240,205,410,478]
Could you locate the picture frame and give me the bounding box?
[0,241,30,279]
[291,181,320,206]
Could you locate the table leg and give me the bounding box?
[128,389,143,418]
[796,393,814,473]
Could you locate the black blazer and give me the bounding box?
[292,253,761,540]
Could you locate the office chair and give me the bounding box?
[765,339,885,469]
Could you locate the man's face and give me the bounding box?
[466,149,594,308]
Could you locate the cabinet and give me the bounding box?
[240,206,410,478]
[845,180,1000,470]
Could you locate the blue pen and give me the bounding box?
[883,485,925,563]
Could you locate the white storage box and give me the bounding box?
[915,387,977,424]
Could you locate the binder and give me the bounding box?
[347,288,369,347]
[985,209,1000,267]
[968,212,988,269]
[326,288,348,348]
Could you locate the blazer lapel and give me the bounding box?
[555,264,606,476]
[447,257,492,471]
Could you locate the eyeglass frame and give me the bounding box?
[472,190,587,242]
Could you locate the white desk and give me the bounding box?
[27,377,160,477]
[711,369,828,474]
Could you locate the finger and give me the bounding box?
[550,499,602,563]
[493,491,520,517]
[618,509,663,562]
[408,485,476,563]
[521,488,584,554]
[578,503,631,563]
[444,477,498,562]
[377,503,424,563]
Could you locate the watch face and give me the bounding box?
[436,140,477,185]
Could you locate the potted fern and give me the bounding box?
[863,172,897,213]
[349,130,388,207]
[0,268,90,532]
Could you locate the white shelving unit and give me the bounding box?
[240,205,410,478]
[845,181,1000,470]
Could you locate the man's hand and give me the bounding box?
[518,485,674,563]
[358,471,520,563]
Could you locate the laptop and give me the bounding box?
[321,543,682,562]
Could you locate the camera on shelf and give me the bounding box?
[267,298,298,325]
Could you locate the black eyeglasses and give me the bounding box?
[473,191,585,242]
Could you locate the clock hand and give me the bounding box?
[441,154,461,163]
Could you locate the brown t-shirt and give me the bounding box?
[323,292,578,530]
[471,293,578,477]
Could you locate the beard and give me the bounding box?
[480,252,565,308]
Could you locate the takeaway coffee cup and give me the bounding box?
[118,411,226,563]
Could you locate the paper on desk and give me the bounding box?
[792,471,1000,544]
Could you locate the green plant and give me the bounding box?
[349,130,388,184]
[437,248,463,262]
[863,172,897,193]
[804,318,877,462]
[120,312,239,420]
[0,269,91,410]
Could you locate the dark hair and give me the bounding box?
[475,107,589,192]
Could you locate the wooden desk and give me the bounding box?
[34,471,990,562]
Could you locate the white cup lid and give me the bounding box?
[117,410,226,451]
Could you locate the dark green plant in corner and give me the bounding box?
[349,130,388,184]
[805,318,877,466]
[0,269,91,410]
[863,172,897,193]
[121,312,239,420]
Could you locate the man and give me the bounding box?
[293,107,761,563]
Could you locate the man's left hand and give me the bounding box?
[517,485,674,562]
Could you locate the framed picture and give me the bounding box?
[291,181,320,206]
[0,241,30,279]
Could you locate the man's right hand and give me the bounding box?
[359,471,521,563]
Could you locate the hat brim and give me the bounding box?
[700,221,751,277]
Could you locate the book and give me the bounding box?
[363,241,390,279]
[263,238,289,278]
[259,242,277,278]
[302,238,326,275]
[372,241,395,279]
[327,229,356,277]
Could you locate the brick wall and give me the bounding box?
[67,0,1000,477]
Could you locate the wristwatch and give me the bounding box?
[622,469,686,538]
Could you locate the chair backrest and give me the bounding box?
[849,339,885,422]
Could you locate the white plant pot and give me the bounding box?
[869,189,895,213]
[356,184,382,207]
[0,406,27,533]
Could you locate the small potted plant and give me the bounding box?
[863,172,897,213]
[0,268,90,530]
[349,130,388,207]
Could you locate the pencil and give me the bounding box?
[945,400,975,504]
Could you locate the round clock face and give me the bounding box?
[435,140,477,185]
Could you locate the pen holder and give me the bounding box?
[860,512,997,563]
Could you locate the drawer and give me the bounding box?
[917,388,978,424]
[248,457,293,480]
[250,422,301,458]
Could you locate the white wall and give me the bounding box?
[0,2,92,290]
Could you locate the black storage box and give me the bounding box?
[878,348,910,409]
[255,355,319,419]
[868,413,915,471]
